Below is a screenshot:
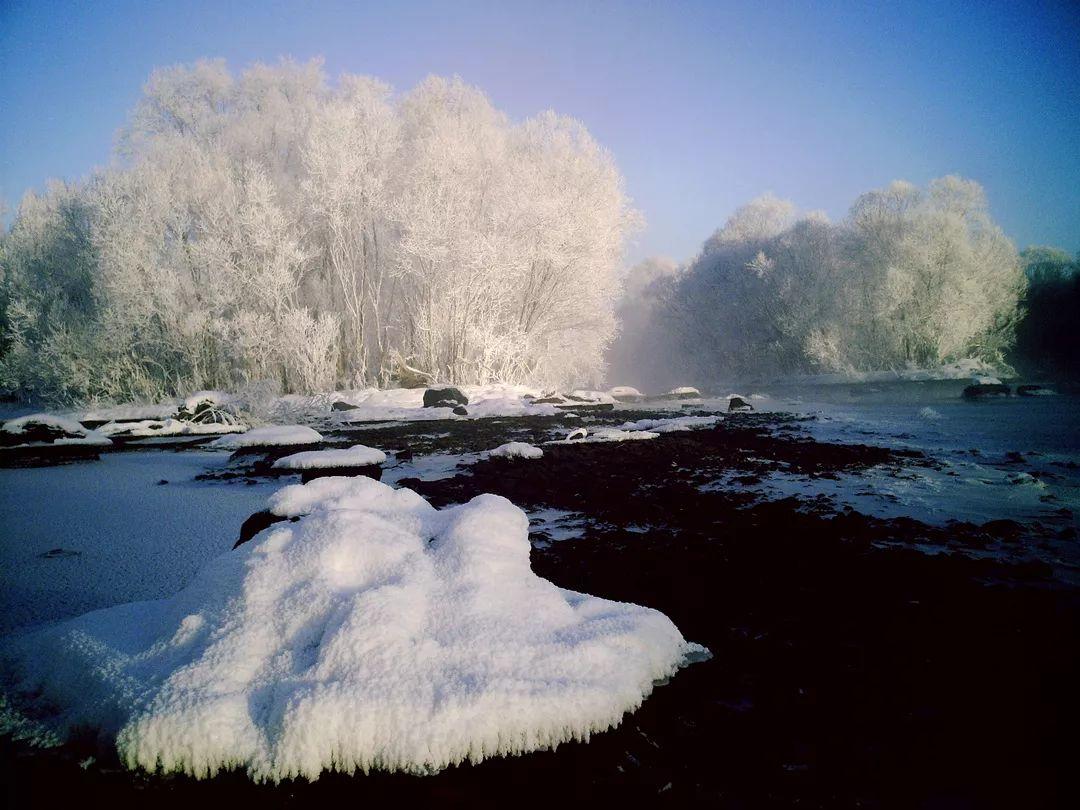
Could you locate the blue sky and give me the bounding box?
[1,0,1077,263]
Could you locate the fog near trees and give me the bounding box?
[0,60,638,404]
[610,177,1027,390]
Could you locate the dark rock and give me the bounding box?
[453,405,468,416]
[39,548,80,559]
[962,383,1010,399]
[300,465,383,484]
[423,387,469,408]
[331,400,358,411]
[235,510,294,548]
[728,396,754,413]
[156,479,169,485]
[1016,385,1056,397]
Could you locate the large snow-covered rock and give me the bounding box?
[488,441,543,460]
[0,414,112,449]
[0,476,704,781]
[210,425,323,450]
[271,445,387,470]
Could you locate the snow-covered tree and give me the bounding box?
[0,61,638,403]
[636,177,1024,385]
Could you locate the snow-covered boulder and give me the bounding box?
[0,476,705,781]
[489,441,543,460]
[0,414,112,449]
[270,444,386,483]
[608,386,644,403]
[209,425,323,450]
[657,386,702,402]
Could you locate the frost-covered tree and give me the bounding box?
[0,60,637,404]
[640,176,1024,385]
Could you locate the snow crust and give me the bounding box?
[271,445,386,470]
[1,413,112,447]
[1,476,703,781]
[209,425,323,449]
[619,416,721,433]
[488,441,544,460]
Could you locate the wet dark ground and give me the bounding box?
[3,411,1077,808]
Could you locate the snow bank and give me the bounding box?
[331,384,559,424]
[619,416,721,433]
[547,427,660,445]
[1,414,111,448]
[209,425,322,450]
[489,441,543,460]
[271,445,386,470]
[1,476,704,781]
[96,419,246,438]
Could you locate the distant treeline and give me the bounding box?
[609,177,1029,390]
[1012,247,1080,378]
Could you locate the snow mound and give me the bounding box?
[1,414,111,448]
[271,445,386,470]
[547,428,660,445]
[1,476,704,781]
[619,416,720,433]
[972,375,1003,386]
[489,441,543,460]
[210,425,322,449]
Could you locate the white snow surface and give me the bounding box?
[1,413,111,447]
[488,441,543,460]
[607,386,643,399]
[1,476,704,780]
[272,445,386,470]
[547,427,660,445]
[210,425,322,449]
[618,416,721,433]
[96,419,246,438]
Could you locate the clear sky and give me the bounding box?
[1,0,1077,264]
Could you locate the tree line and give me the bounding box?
[610,177,1031,389]
[0,59,638,405]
